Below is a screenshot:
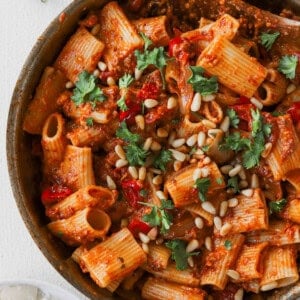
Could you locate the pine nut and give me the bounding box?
[116,159,128,168]
[91,24,101,35]
[107,76,116,86]
[143,137,153,151]
[186,134,197,147]
[65,81,74,89]
[234,289,244,300]
[214,216,222,230]
[149,168,162,175]
[138,166,146,181]
[202,119,216,129]
[115,145,126,160]
[202,94,216,102]
[228,198,238,208]
[226,269,240,280]
[135,115,145,130]
[142,243,149,253]
[195,217,204,229]
[287,83,296,94]
[250,97,263,110]
[241,188,254,197]
[135,67,143,80]
[221,166,233,177]
[157,128,168,138]
[93,69,100,77]
[238,169,246,180]
[251,174,259,188]
[152,175,163,185]
[173,160,182,171]
[186,239,200,253]
[98,61,107,71]
[156,190,167,200]
[219,201,228,217]
[201,167,210,177]
[203,156,211,165]
[144,99,158,108]
[201,201,216,215]
[170,149,186,162]
[208,129,222,138]
[220,116,230,132]
[194,149,204,157]
[187,256,194,268]
[193,168,202,181]
[147,227,158,240]
[106,175,116,190]
[205,236,212,251]
[172,138,186,148]
[128,166,138,179]
[168,131,176,145]
[261,142,272,158]
[260,282,278,292]
[229,164,242,177]
[220,223,232,236]
[120,218,128,228]
[197,132,206,147]
[167,96,177,109]
[139,232,150,244]
[191,92,202,112]
[151,141,162,151]
[239,180,248,189]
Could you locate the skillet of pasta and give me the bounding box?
[21,0,300,299]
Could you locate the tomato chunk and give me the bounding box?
[41,185,72,206]
[168,36,184,57]
[137,82,159,101]
[119,101,142,125]
[127,218,151,237]
[287,102,300,123]
[121,179,144,208]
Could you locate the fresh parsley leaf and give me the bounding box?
[140,32,153,51]
[125,143,148,166]
[165,240,189,270]
[117,96,128,111]
[227,108,240,128]
[219,132,251,152]
[153,149,172,171]
[224,240,232,250]
[271,111,285,117]
[260,31,280,51]
[188,66,218,95]
[116,122,140,143]
[139,189,148,197]
[216,177,223,185]
[201,145,210,153]
[119,73,134,89]
[71,71,106,108]
[269,198,287,214]
[195,178,211,202]
[227,176,240,194]
[278,55,298,79]
[86,117,94,127]
[141,201,173,234]
[251,109,263,137]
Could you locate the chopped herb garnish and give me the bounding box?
[271,111,285,117]
[71,70,106,108]
[226,108,240,129]
[224,240,232,250]
[117,96,128,111]
[201,145,210,153]
[188,66,218,95]
[140,199,174,234]
[116,122,140,143]
[227,176,240,194]
[219,132,251,152]
[119,73,134,89]
[260,31,280,51]
[190,147,197,155]
[125,143,148,166]
[269,198,287,214]
[140,32,153,51]
[153,149,172,171]
[139,189,148,197]
[195,178,211,202]
[216,177,223,185]
[165,239,199,270]
[86,117,94,127]
[278,55,298,79]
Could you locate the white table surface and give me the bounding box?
[0,1,88,299]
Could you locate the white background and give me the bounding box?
[0,1,88,299]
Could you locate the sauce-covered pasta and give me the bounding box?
[23,1,300,299]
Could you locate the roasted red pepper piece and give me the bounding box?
[236,96,251,105]
[41,185,72,206]
[229,103,255,131]
[127,218,151,237]
[168,36,184,57]
[137,82,159,101]
[121,179,144,208]
[119,101,142,125]
[287,102,300,123]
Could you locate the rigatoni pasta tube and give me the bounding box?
[58,145,95,190]
[147,243,171,270]
[46,185,117,221]
[280,198,300,224]
[47,207,111,246]
[196,36,267,98]
[55,27,104,83]
[23,67,67,134]
[142,278,206,300]
[41,113,67,178]
[79,228,147,288]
